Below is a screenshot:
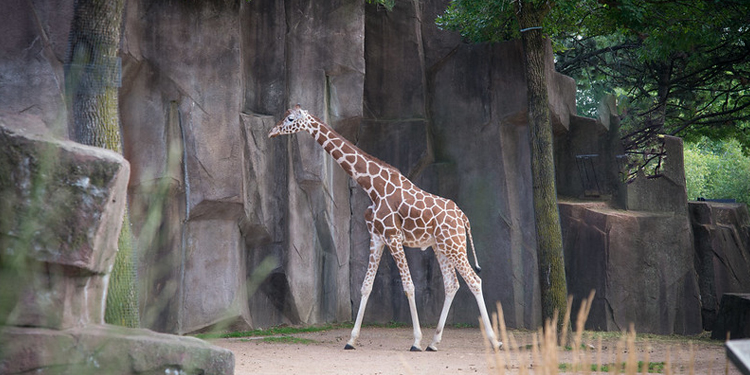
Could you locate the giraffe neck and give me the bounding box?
[305,115,398,201]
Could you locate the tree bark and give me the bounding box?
[516,0,569,332]
[66,0,124,150]
[65,0,139,328]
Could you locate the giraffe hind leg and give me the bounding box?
[455,262,501,350]
[387,236,423,351]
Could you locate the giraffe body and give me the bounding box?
[269,105,501,351]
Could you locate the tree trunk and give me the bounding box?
[516,0,569,332]
[65,0,139,328]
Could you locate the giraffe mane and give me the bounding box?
[309,113,403,176]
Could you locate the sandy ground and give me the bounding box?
[210,327,742,375]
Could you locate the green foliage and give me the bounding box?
[683,138,750,205]
[436,0,519,43]
[366,0,394,11]
[556,1,750,151]
[436,0,598,50]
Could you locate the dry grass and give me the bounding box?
[481,290,728,374]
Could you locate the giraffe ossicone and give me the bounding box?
[269,104,502,351]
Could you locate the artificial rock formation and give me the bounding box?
[557,113,703,335]
[120,0,252,334]
[4,0,731,338]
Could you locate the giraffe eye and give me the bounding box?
[287,116,294,122]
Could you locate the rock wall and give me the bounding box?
[120,0,573,332]
[555,95,624,201]
[121,0,363,332]
[121,0,251,334]
[0,0,72,138]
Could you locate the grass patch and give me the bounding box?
[194,323,346,340]
[255,336,318,345]
[558,361,666,373]
[362,320,409,329]
[193,319,532,341]
[194,320,429,340]
[584,330,719,345]
[562,343,590,351]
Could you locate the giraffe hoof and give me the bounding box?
[410,345,422,352]
[344,344,356,350]
[426,346,438,352]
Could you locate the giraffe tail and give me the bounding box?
[463,216,482,274]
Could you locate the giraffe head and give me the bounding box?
[268,104,311,138]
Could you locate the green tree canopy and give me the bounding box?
[439,0,750,155]
[684,138,750,205]
[556,0,750,154]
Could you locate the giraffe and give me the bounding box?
[269,105,501,352]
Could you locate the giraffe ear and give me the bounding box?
[294,103,301,110]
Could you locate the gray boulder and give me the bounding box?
[0,113,129,329]
[0,325,233,375]
[560,200,702,335]
[623,136,690,212]
[712,293,750,340]
[691,202,750,331]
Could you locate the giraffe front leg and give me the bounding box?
[388,236,423,351]
[427,251,460,352]
[346,237,385,350]
[405,283,423,352]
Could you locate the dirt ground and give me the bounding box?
[210,327,742,375]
